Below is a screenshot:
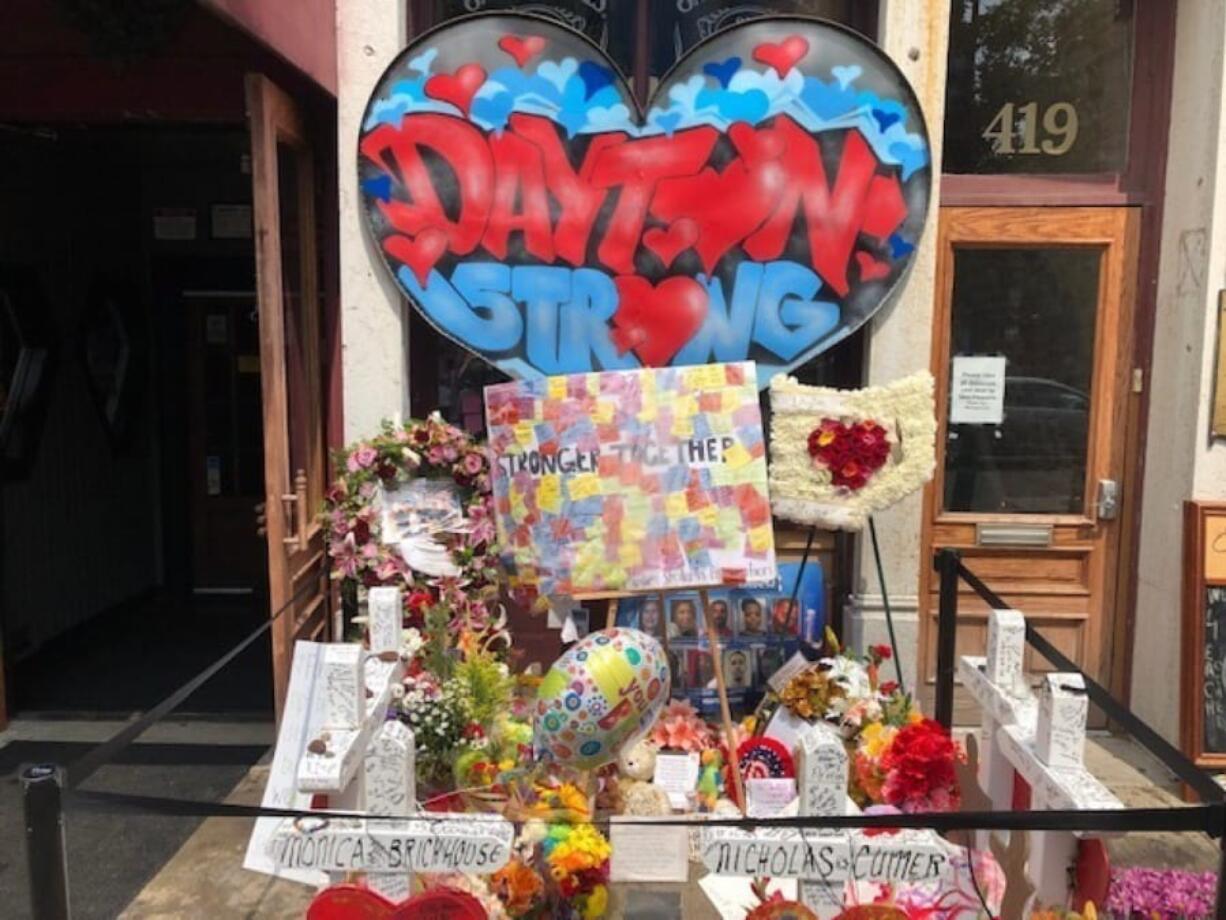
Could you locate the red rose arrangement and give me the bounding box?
[879,718,963,813]
[806,417,891,490]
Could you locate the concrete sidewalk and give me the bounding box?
[113,733,1221,918]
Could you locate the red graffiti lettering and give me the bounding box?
[360,112,908,295]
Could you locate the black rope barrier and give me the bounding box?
[64,786,1226,837]
[21,547,1226,919]
[936,549,1226,806]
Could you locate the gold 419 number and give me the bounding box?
[982,102,1078,156]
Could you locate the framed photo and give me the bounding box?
[706,595,734,639]
[737,596,769,638]
[770,598,801,637]
[722,647,755,690]
[667,596,702,641]
[667,649,686,694]
[638,597,666,640]
[687,649,715,690]
[1181,501,1226,767]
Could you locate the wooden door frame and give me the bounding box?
[919,206,1140,700]
[247,72,329,717]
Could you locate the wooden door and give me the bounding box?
[920,207,1139,723]
[246,74,329,718]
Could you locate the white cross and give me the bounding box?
[700,721,954,915]
[959,608,1122,908]
[246,587,514,898]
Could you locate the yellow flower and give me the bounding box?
[583,884,608,919]
[858,722,898,760]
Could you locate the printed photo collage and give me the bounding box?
[613,562,824,716]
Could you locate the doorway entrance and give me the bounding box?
[0,0,339,727]
[919,207,1139,722]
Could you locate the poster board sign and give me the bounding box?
[485,362,777,596]
[1180,501,1226,767]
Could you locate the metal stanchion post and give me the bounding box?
[934,549,961,730]
[22,764,70,920]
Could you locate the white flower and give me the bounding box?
[820,656,872,698]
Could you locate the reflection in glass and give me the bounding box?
[943,248,1099,514]
[944,0,1133,174]
[651,0,854,79]
[278,143,309,482]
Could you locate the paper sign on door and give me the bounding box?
[950,355,1006,425]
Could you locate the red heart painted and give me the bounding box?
[752,35,810,77]
[642,218,698,267]
[610,275,707,366]
[424,63,487,116]
[384,227,448,285]
[855,251,890,281]
[308,884,489,920]
[497,34,547,66]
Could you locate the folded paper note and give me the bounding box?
[485,362,777,595]
[768,372,935,531]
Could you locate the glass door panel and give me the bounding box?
[943,247,1101,514]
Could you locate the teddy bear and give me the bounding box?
[615,737,672,816]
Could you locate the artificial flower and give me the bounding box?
[879,717,963,812]
[1106,867,1216,919]
[651,698,716,752]
[490,857,545,917]
[780,666,846,720]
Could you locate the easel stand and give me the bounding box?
[700,587,747,813]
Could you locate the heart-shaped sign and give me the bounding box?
[359,14,930,389]
[308,884,488,920]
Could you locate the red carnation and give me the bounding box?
[880,718,962,813]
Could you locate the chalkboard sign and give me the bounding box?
[1202,587,1226,754]
[1180,501,1226,767]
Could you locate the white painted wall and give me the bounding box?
[846,0,950,693]
[337,0,411,442]
[1133,0,1226,738]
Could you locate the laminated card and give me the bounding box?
[485,362,777,596]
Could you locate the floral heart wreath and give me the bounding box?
[768,372,936,531]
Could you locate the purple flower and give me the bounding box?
[1107,866,1217,918]
[347,444,378,472]
[462,452,484,475]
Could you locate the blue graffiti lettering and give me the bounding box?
[404,260,839,376]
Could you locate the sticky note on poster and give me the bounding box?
[485,362,777,596]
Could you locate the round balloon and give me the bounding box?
[534,628,670,770]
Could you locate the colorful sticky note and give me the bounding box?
[724,441,752,469]
[538,474,562,513]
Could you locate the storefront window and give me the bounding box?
[651,0,859,80]
[944,0,1134,175]
[418,1,629,69]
